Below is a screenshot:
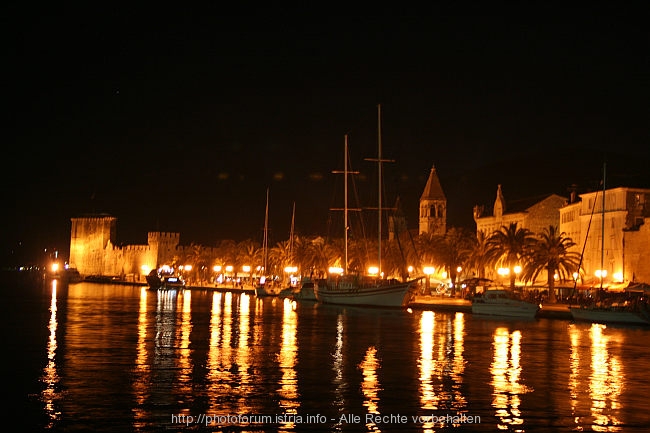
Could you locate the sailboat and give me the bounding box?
[313,105,421,307]
[278,202,300,298]
[255,188,278,297]
[569,163,650,325]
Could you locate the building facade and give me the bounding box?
[68,214,216,282]
[67,179,650,286]
[473,184,568,237]
[559,186,650,285]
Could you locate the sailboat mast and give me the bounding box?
[364,104,395,278]
[263,187,269,275]
[289,201,295,259]
[344,134,349,273]
[377,104,382,275]
[601,162,606,290]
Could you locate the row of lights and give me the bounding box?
[141,263,621,285]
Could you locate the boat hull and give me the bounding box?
[570,307,650,325]
[293,281,317,301]
[314,278,417,307]
[471,289,540,318]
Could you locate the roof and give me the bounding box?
[420,165,446,201]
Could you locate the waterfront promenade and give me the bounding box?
[78,277,573,320]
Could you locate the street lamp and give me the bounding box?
[423,266,435,294]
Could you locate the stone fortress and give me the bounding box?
[68,166,650,285]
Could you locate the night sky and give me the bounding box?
[5,7,649,265]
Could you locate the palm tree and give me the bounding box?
[522,225,581,303]
[466,230,490,280]
[486,222,536,290]
[435,227,475,295]
[310,238,337,278]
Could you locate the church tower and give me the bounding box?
[419,165,447,236]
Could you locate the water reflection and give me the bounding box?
[278,298,299,430]
[132,287,149,428]
[569,324,625,432]
[418,311,468,430]
[176,290,192,396]
[359,346,381,431]
[332,313,346,427]
[14,283,650,432]
[491,327,531,430]
[41,279,60,427]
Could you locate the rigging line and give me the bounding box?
[571,182,601,297]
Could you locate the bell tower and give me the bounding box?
[419,165,447,236]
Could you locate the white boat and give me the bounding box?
[255,280,280,297]
[471,289,540,318]
[313,107,419,308]
[315,275,417,307]
[570,304,650,325]
[293,278,317,301]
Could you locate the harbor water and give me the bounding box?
[7,276,650,432]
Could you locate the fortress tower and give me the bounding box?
[419,165,447,236]
[147,232,181,268]
[69,214,117,276]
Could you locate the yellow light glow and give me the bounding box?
[242,265,251,273]
[328,266,344,275]
[284,266,297,273]
[595,269,607,279]
[51,263,60,273]
[423,266,435,275]
[184,265,192,271]
[225,265,233,273]
[497,268,510,276]
[613,272,623,282]
[514,265,522,274]
[367,266,379,276]
[213,265,222,272]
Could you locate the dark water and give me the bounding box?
[7,275,650,432]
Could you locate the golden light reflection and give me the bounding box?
[237,293,253,413]
[132,287,149,426]
[332,314,346,425]
[41,279,60,427]
[418,310,436,419]
[589,324,623,431]
[418,311,468,430]
[278,297,299,430]
[359,346,382,432]
[491,327,530,429]
[451,312,466,412]
[206,291,223,414]
[207,291,232,414]
[175,290,192,395]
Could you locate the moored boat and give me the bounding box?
[569,289,650,326]
[314,275,418,307]
[293,278,317,301]
[146,270,186,290]
[313,107,420,308]
[471,289,540,318]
